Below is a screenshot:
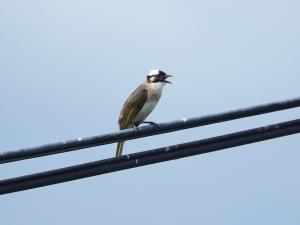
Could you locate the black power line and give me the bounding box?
[1,118,299,195]
[1,97,300,164]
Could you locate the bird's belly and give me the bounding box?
[132,101,158,124]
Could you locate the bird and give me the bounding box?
[116,69,173,157]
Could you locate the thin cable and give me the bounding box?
[0,118,299,195]
[1,97,300,164]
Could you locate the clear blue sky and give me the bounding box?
[1,1,300,224]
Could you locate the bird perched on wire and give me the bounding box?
[116,69,173,157]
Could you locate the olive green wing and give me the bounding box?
[118,84,148,129]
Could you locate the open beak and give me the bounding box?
[164,75,173,84]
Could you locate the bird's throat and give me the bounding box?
[147,82,165,101]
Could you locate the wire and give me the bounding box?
[1,97,300,164]
[1,118,299,195]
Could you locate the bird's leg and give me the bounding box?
[142,121,160,129]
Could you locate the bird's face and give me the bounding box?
[147,70,173,84]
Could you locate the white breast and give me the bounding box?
[132,101,158,124]
[132,81,166,124]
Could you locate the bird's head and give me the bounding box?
[146,69,173,84]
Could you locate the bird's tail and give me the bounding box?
[116,141,125,157]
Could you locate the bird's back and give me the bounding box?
[118,83,148,129]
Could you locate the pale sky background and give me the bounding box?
[1,0,300,224]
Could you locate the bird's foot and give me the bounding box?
[142,121,160,129]
[132,124,139,134]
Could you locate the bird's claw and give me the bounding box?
[133,125,139,134]
[143,121,160,129]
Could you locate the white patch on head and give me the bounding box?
[148,69,160,76]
